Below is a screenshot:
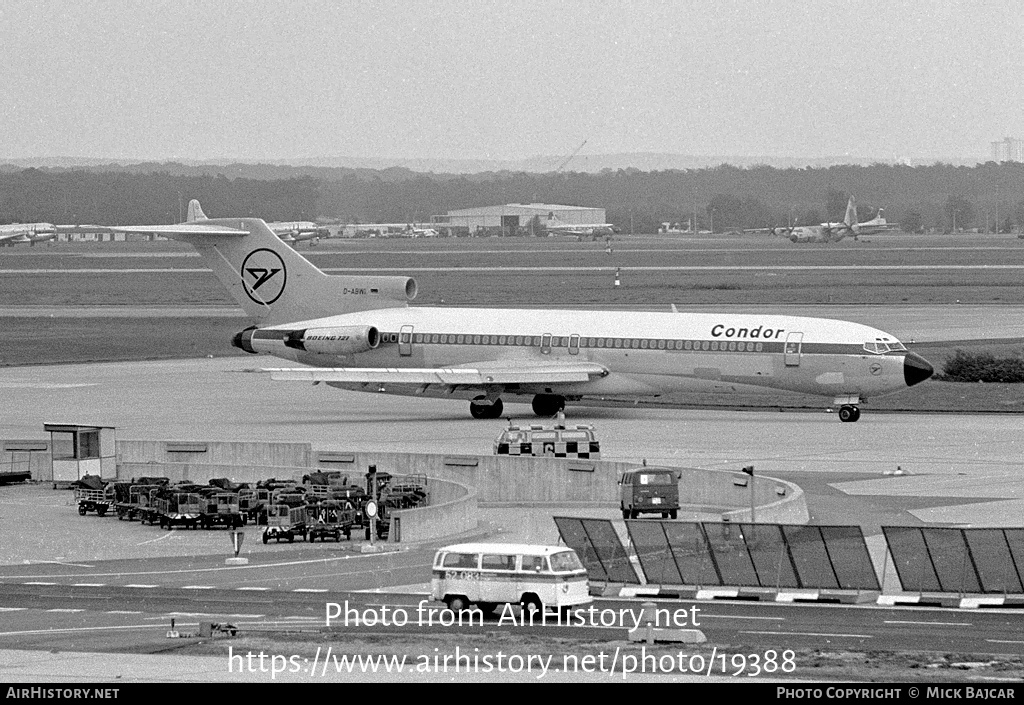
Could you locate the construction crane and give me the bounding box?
[555,140,587,172]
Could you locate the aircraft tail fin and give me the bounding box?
[187,199,208,222]
[120,201,416,325]
[844,196,858,227]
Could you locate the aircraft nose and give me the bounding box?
[904,352,934,387]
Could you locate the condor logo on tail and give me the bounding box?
[241,248,287,305]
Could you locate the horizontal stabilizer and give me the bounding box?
[111,223,249,237]
[262,363,608,385]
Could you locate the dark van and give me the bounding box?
[619,467,680,519]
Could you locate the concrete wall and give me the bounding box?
[388,478,477,544]
[117,440,312,470]
[117,461,313,484]
[2,441,52,482]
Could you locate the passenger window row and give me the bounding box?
[404,332,767,353]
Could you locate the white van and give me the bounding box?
[431,542,593,615]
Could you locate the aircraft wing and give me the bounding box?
[110,224,249,236]
[261,361,608,386]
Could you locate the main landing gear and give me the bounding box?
[838,405,861,423]
[470,395,504,419]
[531,394,565,417]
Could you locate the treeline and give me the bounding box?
[3,161,1024,233]
[939,350,1024,384]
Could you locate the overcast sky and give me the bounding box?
[1,0,1021,163]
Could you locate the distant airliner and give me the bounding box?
[266,220,329,246]
[115,201,933,422]
[544,215,616,237]
[0,222,57,246]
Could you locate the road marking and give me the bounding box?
[136,533,174,546]
[123,584,159,588]
[236,587,270,591]
[987,639,1024,645]
[741,630,872,639]
[884,620,972,627]
[0,624,166,636]
[0,608,26,612]
[46,609,84,613]
[181,586,215,590]
[701,614,785,621]
[105,611,141,614]
[293,588,328,593]
[72,583,106,587]
[23,582,56,585]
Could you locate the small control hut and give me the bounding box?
[44,423,116,487]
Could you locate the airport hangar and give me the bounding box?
[433,203,606,234]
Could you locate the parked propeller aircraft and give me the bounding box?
[266,220,330,246]
[0,222,57,246]
[114,201,933,422]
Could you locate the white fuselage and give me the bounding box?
[250,306,919,404]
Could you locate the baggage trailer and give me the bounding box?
[239,488,272,525]
[262,504,307,543]
[75,485,114,517]
[199,492,243,529]
[136,487,166,525]
[115,483,163,521]
[156,492,203,530]
[305,500,356,542]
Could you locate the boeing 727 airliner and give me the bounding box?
[116,201,933,422]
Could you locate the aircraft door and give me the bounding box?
[568,334,580,355]
[541,334,552,354]
[399,325,414,357]
[784,332,803,366]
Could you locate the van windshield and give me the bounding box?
[549,551,585,572]
[639,472,675,485]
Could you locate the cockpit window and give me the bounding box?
[863,340,908,354]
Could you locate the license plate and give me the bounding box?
[652,497,661,504]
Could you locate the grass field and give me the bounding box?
[3,233,1023,414]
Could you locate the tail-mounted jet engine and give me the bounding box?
[232,325,380,355]
[283,326,380,355]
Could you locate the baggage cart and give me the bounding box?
[75,485,114,517]
[200,492,243,529]
[156,492,203,530]
[305,500,356,542]
[262,504,307,543]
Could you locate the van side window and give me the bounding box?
[521,555,547,572]
[443,552,478,569]
[482,554,516,571]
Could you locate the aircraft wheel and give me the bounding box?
[531,394,565,417]
[470,396,503,419]
[839,405,860,422]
